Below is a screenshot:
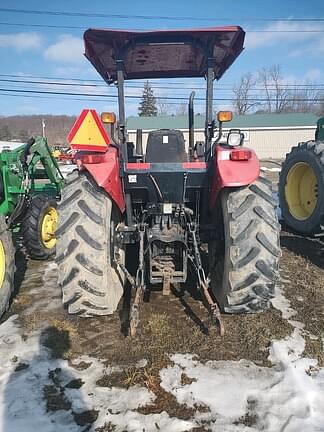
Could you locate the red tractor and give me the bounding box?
[57,27,280,335]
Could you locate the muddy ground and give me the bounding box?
[1,166,324,431]
[5,229,323,367]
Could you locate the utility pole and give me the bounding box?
[42,119,46,138]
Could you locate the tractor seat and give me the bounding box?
[145,129,188,163]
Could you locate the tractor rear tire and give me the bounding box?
[0,216,15,318]
[56,170,125,317]
[279,141,324,235]
[209,176,281,313]
[21,194,58,260]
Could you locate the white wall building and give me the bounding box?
[127,113,318,159]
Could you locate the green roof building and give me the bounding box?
[127,113,318,159]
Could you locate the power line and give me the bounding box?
[1,75,323,91]
[0,90,185,105]
[1,87,323,103]
[0,91,118,103]
[1,21,324,33]
[0,22,86,30]
[0,78,101,88]
[0,7,323,22]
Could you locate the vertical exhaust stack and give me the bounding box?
[136,129,143,155]
[188,91,196,160]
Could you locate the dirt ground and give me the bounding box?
[6,229,323,367]
[1,166,324,431]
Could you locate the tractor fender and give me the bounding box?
[76,147,125,213]
[209,146,260,210]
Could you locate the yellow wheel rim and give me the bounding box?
[285,162,318,220]
[0,240,5,288]
[41,207,58,249]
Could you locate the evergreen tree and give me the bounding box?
[138,81,157,117]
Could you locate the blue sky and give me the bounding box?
[0,0,323,117]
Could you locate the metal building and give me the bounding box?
[127,113,318,159]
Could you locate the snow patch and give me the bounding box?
[271,284,296,319]
[0,316,193,432]
[260,166,281,173]
[159,281,324,431]
[160,349,324,431]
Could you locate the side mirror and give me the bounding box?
[217,111,233,123]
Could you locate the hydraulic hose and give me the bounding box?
[22,137,35,169]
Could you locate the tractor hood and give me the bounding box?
[84,27,245,82]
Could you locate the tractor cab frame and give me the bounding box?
[83,27,253,228]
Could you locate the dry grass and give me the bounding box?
[47,317,78,337]
[304,337,324,368]
[21,312,48,331]
[181,372,197,386]
[96,359,209,421]
[95,423,117,432]
[280,236,324,366]
[13,294,32,308]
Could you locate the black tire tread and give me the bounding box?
[21,194,57,260]
[210,176,281,314]
[56,171,124,317]
[0,216,15,318]
[279,140,324,235]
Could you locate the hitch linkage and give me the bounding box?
[114,224,146,337]
[129,225,146,336]
[188,222,224,336]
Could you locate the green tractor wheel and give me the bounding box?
[279,141,324,235]
[0,215,15,318]
[21,194,58,260]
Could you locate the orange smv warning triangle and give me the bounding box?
[67,109,111,152]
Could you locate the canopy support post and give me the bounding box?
[205,57,215,158]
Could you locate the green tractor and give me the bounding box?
[0,136,64,317]
[279,117,324,235]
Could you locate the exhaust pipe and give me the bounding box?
[136,128,143,155]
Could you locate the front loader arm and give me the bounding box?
[27,136,64,191]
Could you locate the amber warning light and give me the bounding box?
[101,112,116,124]
[217,111,233,123]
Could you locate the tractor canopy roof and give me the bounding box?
[84,27,245,82]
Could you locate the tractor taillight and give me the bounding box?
[230,149,252,161]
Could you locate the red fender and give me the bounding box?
[209,146,260,210]
[76,147,125,213]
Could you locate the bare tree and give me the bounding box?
[157,100,187,116]
[157,99,173,116]
[233,65,323,115]
[175,102,187,116]
[316,94,324,116]
[257,65,292,113]
[232,72,259,114]
[289,83,321,113]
